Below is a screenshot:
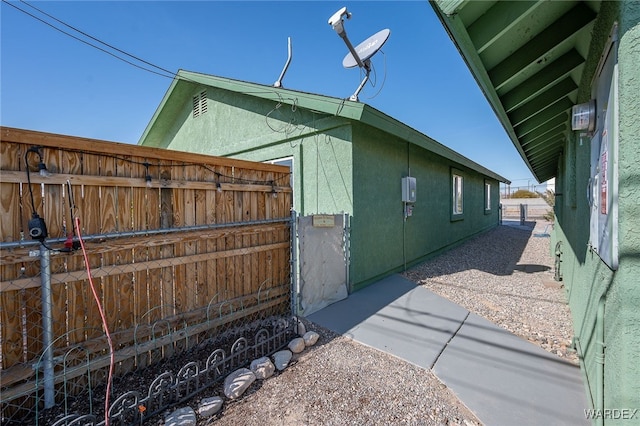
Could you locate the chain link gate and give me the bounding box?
[294,213,350,317]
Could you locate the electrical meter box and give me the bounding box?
[402,177,416,203]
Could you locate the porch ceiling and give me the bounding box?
[431,0,601,183]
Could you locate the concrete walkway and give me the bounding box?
[308,274,589,426]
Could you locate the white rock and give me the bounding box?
[288,337,305,354]
[223,368,256,399]
[272,350,293,370]
[197,396,223,418]
[250,356,275,379]
[303,331,320,347]
[165,407,196,426]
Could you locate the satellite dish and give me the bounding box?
[328,7,391,101]
[342,29,390,69]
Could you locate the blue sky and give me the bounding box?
[1,1,543,188]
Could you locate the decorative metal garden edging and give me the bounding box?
[45,315,295,426]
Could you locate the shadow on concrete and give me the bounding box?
[308,274,589,426]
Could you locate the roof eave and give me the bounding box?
[429,1,542,182]
[361,105,511,184]
[141,69,508,183]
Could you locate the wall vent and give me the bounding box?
[192,90,207,118]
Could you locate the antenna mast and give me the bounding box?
[274,37,292,88]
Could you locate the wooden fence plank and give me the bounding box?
[234,187,244,300]
[100,156,119,335]
[62,151,85,346]
[0,143,25,369]
[159,165,175,359]
[115,157,135,333]
[44,149,69,349]
[194,176,208,312]
[0,289,23,370]
[0,132,292,416]
[80,153,104,341]
[145,172,162,326]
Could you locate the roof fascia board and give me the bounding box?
[360,105,510,184]
[178,70,366,121]
[140,68,508,183]
[138,74,182,146]
[438,0,468,16]
[430,0,540,181]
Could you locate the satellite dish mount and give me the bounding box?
[328,7,390,101]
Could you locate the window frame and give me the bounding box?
[264,156,294,207]
[451,169,464,221]
[484,179,492,214]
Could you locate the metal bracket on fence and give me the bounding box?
[151,319,173,341]
[256,279,272,304]
[219,301,234,318]
[205,292,220,322]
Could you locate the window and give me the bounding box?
[452,172,463,218]
[192,90,207,118]
[264,157,294,207]
[485,181,491,213]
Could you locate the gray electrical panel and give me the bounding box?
[402,177,416,203]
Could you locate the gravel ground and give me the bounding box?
[192,219,576,425]
[404,220,577,365]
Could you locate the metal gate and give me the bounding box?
[295,213,349,316]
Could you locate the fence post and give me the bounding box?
[519,203,528,225]
[344,213,351,294]
[290,210,298,316]
[40,243,55,408]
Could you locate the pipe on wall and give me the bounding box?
[596,295,606,426]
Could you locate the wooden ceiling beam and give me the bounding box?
[488,2,596,90]
[502,49,584,112]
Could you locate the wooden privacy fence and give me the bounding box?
[0,127,292,421]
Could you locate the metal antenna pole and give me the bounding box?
[350,59,371,101]
[274,37,292,88]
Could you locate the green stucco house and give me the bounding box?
[139,70,509,293]
[431,0,640,422]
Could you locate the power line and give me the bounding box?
[2,0,357,118]
[2,0,183,81]
[2,0,339,109]
[18,0,178,78]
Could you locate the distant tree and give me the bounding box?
[510,189,539,198]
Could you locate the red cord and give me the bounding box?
[74,217,115,425]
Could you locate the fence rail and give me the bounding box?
[0,127,293,423]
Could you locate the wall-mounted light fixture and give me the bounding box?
[24,146,49,240]
[38,160,51,178]
[143,162,153,188]
[571,100,596,132]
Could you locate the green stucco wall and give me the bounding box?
[160,85,354,215]
[552,1,640,418]
[350,122,500,289]
[153,83,502,297]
